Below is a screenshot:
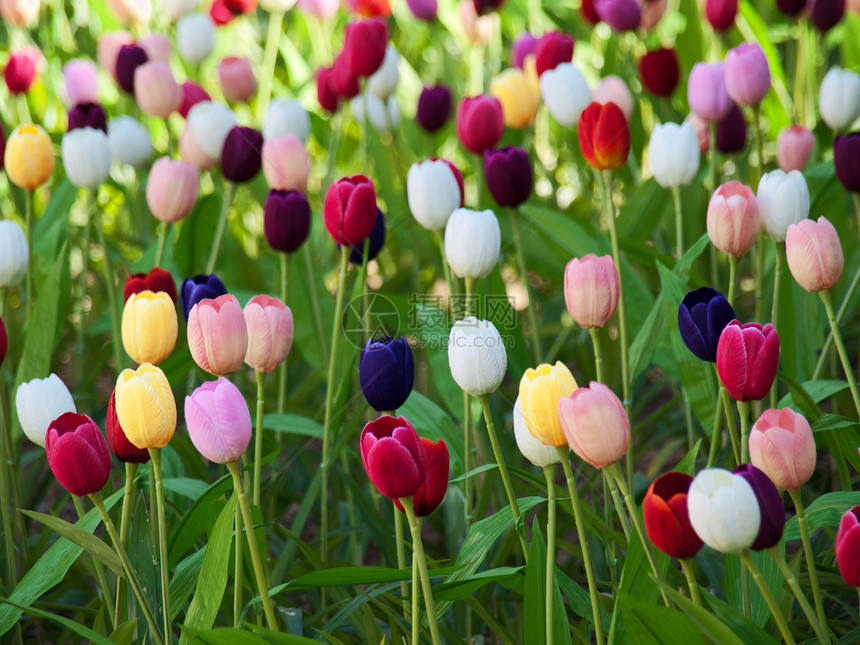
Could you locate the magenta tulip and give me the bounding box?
[45,412,112,496]
[360,415,427,500]
[716,321,780,401]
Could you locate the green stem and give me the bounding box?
[71,496,116,628]
[672,186,684,260]
[769,243,784,408]
[302,244,328,366]
[742,552,751,619]
[92,202,123,373]
[680,559,702,607]
[433,229,455,300]
[589,328,604,384]
[256,11,285,125]
[788,488,828,639]
[714,364,741,466]
[737,400,750,464]
[25,189,33,324]
[149,465,158,557]
[115,462,138,622]
[753,104,764,183]
[164,118,173,157]
[401,498,442,645]
[277,253,289,415]
[0,389,17,600]
[754,236,765,322]
[543,465,557,645]
[820,290,860,419]
[707,387,723,467]
[253,370,266,508]
[226,460,279,630]
[766,546,828,645]
[234,503,243,627]
[510,208,542,364]
[412,532,420,645]
[739,551,796,645]
[148,449,171,644]
[605,472,631,541]
[393,501,409,622]
[728,255,738,307]
[811,261,860,378]
[154,222,169,268]
[206,182,236,274]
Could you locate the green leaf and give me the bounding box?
[656,583,747,645]
[618,521,672,604]
[108,619,140,645]
[783,491,860,541]
[170,549,206,622]
[0,597,116,645]
[811,413,859,434]
[432,566,524,602]
[618,592,703,645]
[524,522,572,645]
[273,564,460,590]
[263,413,323,438]
[675,439,702,475]
[702,588,781,645]
[168,474,232,566]
[723,550,781,627]
[183,626,319,645]
[162,478,210,500]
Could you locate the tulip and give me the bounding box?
[641,0,667,28]
[511,33,539,69]
[444,208,501,279]
[115,44,148,94]
[687,62,732,122]
[407,159,461,231]
[346,0,391,16]
[749,408,815,491]
[122,290,178,365]
[581,0,599,22]
[836,506,860,586]
[264,190,312,253]
[733,464,784,551]
[179,124,217,170]
[706,0,737,31]
[63,59,99,106]
[188,294,249,375]
[0,316,6,369]
[677,287,735,362]
[776,0,806,15]
[595,0,641,30]
[490,68,539,129]
[124,267,177,304]
[393,438,448,516]
[776,125,815,172]
[185,378,253,463]
[360,415,427,500]
[578,101,630,170]
[68,103,108,133]
[812,0,845,32]
[349,208,386,264]
[406,0,436,20]
[0,0,40,25]
[350,94,401,132]
[716,320,780,401]
[221,125,263,183]
[316,66,340,113]
[263,97,310,142]
[819,67,860,132]
[687,468,761,552]
[367,45,399,100]
[648,121,700,188]
[715,102,747,153]
[360,336,415,412]
[564,254,619,328]
[4,49,39,94]
[519,362,577,447]
[0,220,29,288]
[134,61,182,118]
[785,216,843,293]
[534,31,574,77]
[643,472,703,559]
[115,363,177,450]
[332,53,361,100]
[687,115,710,154]
[448,317,507,397]
[138,34,172,62]
[164,0,198,19]
[106,389,150,463]
[324,175,378,246]
[179,82,211,119]
[725,43,770,107]
[539,63,591,128]
[706,181,760,258]
[513,396,561,467]
[559,381,628,468]
[61,127,112,189]
[108,116,153,167]
[210,0,235,22]
[484,146,532,208]
[176,13,216,65]
[260,135,309,193]
[442,158,466,206]
[97,30,133,78]
[4,124,55,189]
[146,157,199,223]
[181,273,228,320]
[472,0,504,13]
[108,0,151,23]
[16,374,76,447]
[639,47,680,97]
[757,169,810,242]
[834,133,860,192]
[416,85,453,133]
[592,75,634,122]
[243,295,293,373]
[456,95,505,154]
[45,413,112,496]
[344,18,388,77]
[297,0,338,18]
[218,57,258,103]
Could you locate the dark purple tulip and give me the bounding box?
[181,274,228,321]
[349,208,386,264]
[115,44,148,94]
[595,0,641,31]
[811,0,844,33]
[359,336,415,412]
[511,33,540,69]
[68,103,108,133]
[734,464,785,551]
[776,0,806,15]
[678,287,735,362]
[715,103,747,154]
[485,146,532,208]
[834,133,860,193]
[473,0,505,15]
[416,85,452,133]
[264,190,311,253]
[221,126,263,183]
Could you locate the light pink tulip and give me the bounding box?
[146,157,199,223]
[179,124,217,170]
[188,294,249,376]
[749,408,816,491]
[458,0,496,47]
[592,75,634,122]
[243,295,294,373]
[262,135,311,192]
[0,0,40,25]
[98,31,134,78]
[297,0,339,18]
[559,381,629,468]
[108,0,150,24]
[563,254,619,328]
[785,215,843,292]
[134,61,182,118]
[687,62,732,122]
[706,181,761,257]
[776,125,815,172]
[63,59,99,106]
[725,42,771,106]
[185,377,252,463]
[139,33,172,62]
[640,0,667,30]
[686,114,710,154]
[218,57,258,103]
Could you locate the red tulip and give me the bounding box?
[4,48,39,95]
[639,47,680,97]
[456,95,504,155]
[360,415,427,500]
[324,175,378,246]
[106,389,150,463]
[343,18,389,77]
[346,0,392,16]
[578,101,630,170]
[716,320,780,401]
[534,31,574,77]
[45,412,113,496]
[317,66,340,113]
[581,0,600,23]
[179,82,210,119]
[836,505,860,586]
[705,0,737,31]
[332,52,361,100]
[643,471,704,559]
[124,268,177,304]
[394,437,449,516]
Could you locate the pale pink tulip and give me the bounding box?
[592,75,634,122]
[135,61,182,118]
[139,34,172,62]
[63,59,99,106]
[243,295,294,373]
[776,125,815,172]
[179,124,217,170]
[640,0,667,30]
[218,57,258,103]
[262,135,311,192]
[146,157,199,223]
[107,0,150,24]
[559,381,629,468]
[749,408,816,491]
[706,181,761,257]
[786,216,843,292]
[0,0,40,25]
[185,378,252,464]
[563,254,619,328]
[188,294,249,376]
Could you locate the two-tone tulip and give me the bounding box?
[519,362,577,447]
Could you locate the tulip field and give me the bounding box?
[3,0,860,643]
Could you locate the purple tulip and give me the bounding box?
[416,85,452,133]
[185,378,252,464]
[68,102,108,133]
[716,103,747,154]
[115,44,148,94]
[264,189,312,253]
[734,464,785,551]
[595,0,641,31]
[725,43,770,107]
[349,208,386,264]
[181,274,228,321]
[359,336,415,412]
[484,146,533,208]
[688,62,732,122]
[677,287,735,362]
[221,125,263,183]
[776,0,806,15]
[406,0,437,20]
[835,133,860,193]
[511,32,540,69]
[811,0,845,33]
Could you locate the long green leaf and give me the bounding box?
[618,592,702,645]
[784,491,860,541]
[0,597,116,645]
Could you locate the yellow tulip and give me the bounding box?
[121,290,177,365]
[490,68,540,129]
[4,124,55,190]
[115,363,176,449]
[519,362,578,447]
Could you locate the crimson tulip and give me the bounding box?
[456,95,504,155]
[639,48,680,97]
[360,416,427,500]
[221,125,263,183]
[106,389,150,463]
[705,0,737,31]
[343,18,388,77]
[324,175,377,246]
[317,66,340,113]
[716,320,780,401]
[534,31,574,77]
[394,437,449,516]
[578,101,630,170]
[124,267,177,304]
[45,412,113,496]
[643,471,703,559]
[836,505,860,586]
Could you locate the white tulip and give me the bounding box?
[448,317,507,397]
[108,116,153,167]
[366,45,400,100]
[407,159,461,231]
[61,127,112,189]
[0,221,29,288]
[176,13,215,65]
[16,374,76,447]
[513,396,562,468]
[687,468,761,553]
[539,62,591,128]
[648,121,700,188]
[164,0,200,22]
[187,101,237,160]
[757,169,810,242]
[819,66,860,132]
[351,94,401,132]
[263,98,310,142]
[444,208,501,280]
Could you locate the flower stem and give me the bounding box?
[72,495,116,628]
[604,471,630,541]
[25,188,34,323]
[115,462,138,622]
[713,364,741,466]
[412,527,420,645]
[0,392,18,603]
[206,182,236,274]
[769,243,784,408]
[589,328,604,384]
[543,465,557,645]
[754,236,766,322]
[148,449,171,644]
[253,369,266,508]
[728,255,738,307]
[154,222,169,268]
[393,501,409,623]
[707,387,723,467]
[737,400,751,464]
[463,278,475,529]
[753,104,764,183]
[226,460,278,630]
[679,559,702,607]
[819,289,860,419]
[788,488,828,639]
[92,196,124,374]
[672,186,684,260]
[739,550,796,645]
[766,546,829,645]
[510,207,542,364]
[256,11,285,125]
[400,498,441,645]
[277,253,289,415]
[234,502,243,627]
[432,229,455,299]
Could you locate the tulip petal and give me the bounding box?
[366,437,423,499]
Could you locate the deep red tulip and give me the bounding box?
[106,389,150,463]
[581,0,601,23]
[639,48,680,97]
[45,412,113,496]
[394,437,449,516]
[332,53,361,100]
[317,66,340,113]
[68,103,108,133]
[578,101,630,170]
[534,31,574,77]
[705,0,737,31]
[456,95,504,155]
[643,471,704,559]
[324,175,378,246]
[4,49,39,95]
[360,415,427,500]
[716,320,780,401]
[836,505,860,586]
[124,268,177,304]
[115,44,148,94]
[811,0,845,33]
[0,315,7,369]
[343,18,389,77]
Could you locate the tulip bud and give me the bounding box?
[513,396,562,468]
[836,506,860,586]
[243,295,293,372]
[834,133,860,193]
[360,336,415,411]
[519,362,578,447]
[643,471,703,559]
[297,0,338,18]
[416,85,452,133]
[98,30,134,78]
[687,115,710,154]
[332,53,361,100]
[444,208,501,280]
[45,413,112,496]
[134,61,182,118]
[812,0,845,32]
[449,317,507,397]
[776,0,806,15]
[5,124,54,190]
[677,287,735,362]
[564,254,619,329]
[4,48,39,94]
[179,124,217,170]
[785,216,843,292]
[139,34,172,62]
[0,220,30,288]
[106,389,150,463]
[185,378,253,463]
[188,294,249,375]
[221,125,263,183]
[68,103,108,133]
[122,291,178,365]
[716,321,780,401]
[639,47,680,97]
[511,33,539,69]
[490,68,539,129]
[181,274,228,321]
[581,0,599,22]
[733,464,784,551]
[706,181,760,258]
[578,101,630,170]
[179,82,211,119]
[108,116,153,167]
[146,157,199,224]
[592,76,634,122]
[406,0,436,19]
[261,135,310,193]
[749,408,815,492]
[757,169,810,242]
[346,0,391,17]
[360,415,427,500]
[316,66,340,113]
[648,121,700,188]
[350,94,401,132]
[264,190,312,253]
[61,127,112,189]
[218,57,257,103]
[124,267,177,304]
[324,175,378,246]
[115,44,148,94]
[456,95,505,155]
[715,102,747,154]
[344,18,388,77]
[348,208,386,264]
[115,363,177,450]
[725,43,770,107]
[705,0,737,31]
[367,45,399,100]
[407,159,461,231]
[559,381,629,468]
[209,0,234,22]
[108,0,151,24]
[393,437,449,516]
[16,374,76,447]
[484,146,532,208]
[595,0,641,30]
[539,62,591,128]
[776,125,815,172]
[687,62,732,122]
[442,158,466,206]
[63,59,99,106]
[534,31,574,77]
[0,0,40,25]
[176,13,216,65]
[819,67,860,132]
[263,97,310,142]
[687,468,761,553]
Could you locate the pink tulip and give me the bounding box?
[687,62,732,122]
[785,216,843,292]
[297,0,339,18]
[706,181,761,258]
[63,59,99,106]
[559,381,629,468]
[0,0,40,25]
[563,254,619,328]
[218,57,258,103]
[261,135,311,192]
[97,30,134,78]
[188,294,249,376]
[686,114,710,154]
[107,0,150,24]
[185,377,252,463]
[776,125,815,172]
[716,321,780,401]
[725,42,771,107]
[179,124,217,170]
[640,0,667,30]
[134,61,182,118]
[146,157,199,223]
[749,408,816,491]
[243,295,294,373]
[592,75,634,122]
[138,33,172,62]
